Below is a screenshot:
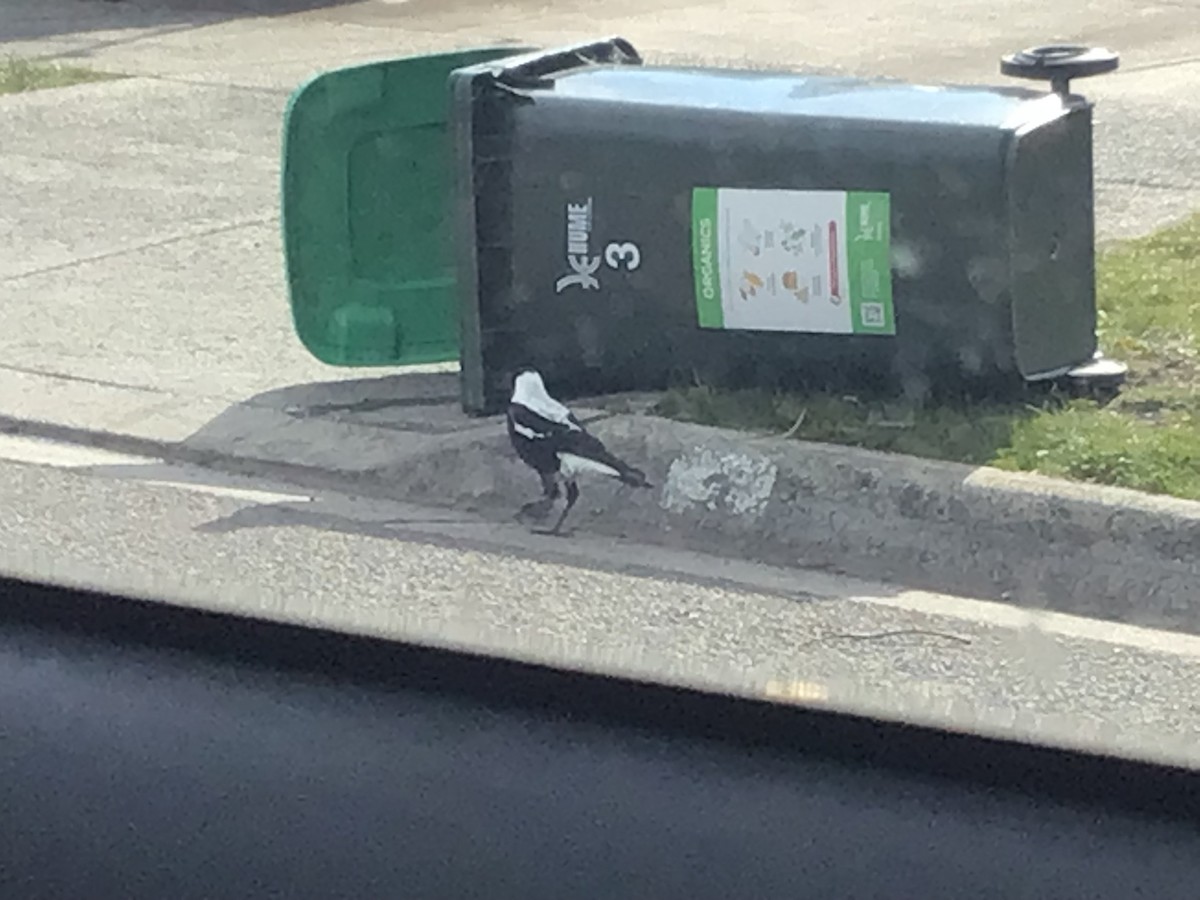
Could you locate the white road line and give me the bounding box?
[0,433,150,469]
[855,588,1200,660]
[0,433,311,505]
[134,477,312,506]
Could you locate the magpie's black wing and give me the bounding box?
[510,404,615,464]
[508,403,577,440]
[510,403,649,486]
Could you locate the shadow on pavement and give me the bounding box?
[73,446,848,607]
[184,370,489,443]
[187,496,845,607]
[237,370,462,414]
[162,368,511,504]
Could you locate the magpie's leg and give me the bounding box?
[518,471,559,521]
[546,479,579,536]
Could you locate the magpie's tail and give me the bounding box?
[617,464,653,489]
[566,438,653,488]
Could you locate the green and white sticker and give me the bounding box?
[691,187,894,335]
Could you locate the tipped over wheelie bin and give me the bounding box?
[280,39,1126,415]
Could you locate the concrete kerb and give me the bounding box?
[378,414,1200,632]
[4,396,1198,633]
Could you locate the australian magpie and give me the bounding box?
[507,368,652,535]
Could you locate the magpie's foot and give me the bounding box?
[530,526,575,538]
[516,498,554,521]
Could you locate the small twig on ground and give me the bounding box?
[779,408,807,439]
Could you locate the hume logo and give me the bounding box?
[554,198,601,294]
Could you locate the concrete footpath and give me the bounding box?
[2,0,1199,627]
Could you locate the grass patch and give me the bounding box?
[0,56,123,95]
[653,388,1029,466]
[654,212,1200,501]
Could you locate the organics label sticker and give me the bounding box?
[691,187,894,335]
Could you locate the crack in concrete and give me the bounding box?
[130,74,291,94]
[1097,176,1200,191]
[17,20,227,61]
[0,362,167,394]
[1,215,280,283]
[1119,55,1200,75]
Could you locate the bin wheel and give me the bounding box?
[1000,45,1119,95]
[1061,353,1128,404]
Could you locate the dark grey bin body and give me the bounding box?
[451,44,1098,415]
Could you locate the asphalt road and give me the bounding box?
[4,433,1200,771]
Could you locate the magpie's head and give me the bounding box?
[510,368,546,403]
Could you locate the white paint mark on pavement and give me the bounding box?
[863,588,1200,660]
[661,447,777,517]
[0,433,149,469]
[132,476,312,506]
[0,433,310,505]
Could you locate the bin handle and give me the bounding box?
[493,37,642,90]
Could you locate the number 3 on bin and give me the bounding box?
[604,241,641,272]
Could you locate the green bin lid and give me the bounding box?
[281,46,532,367]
